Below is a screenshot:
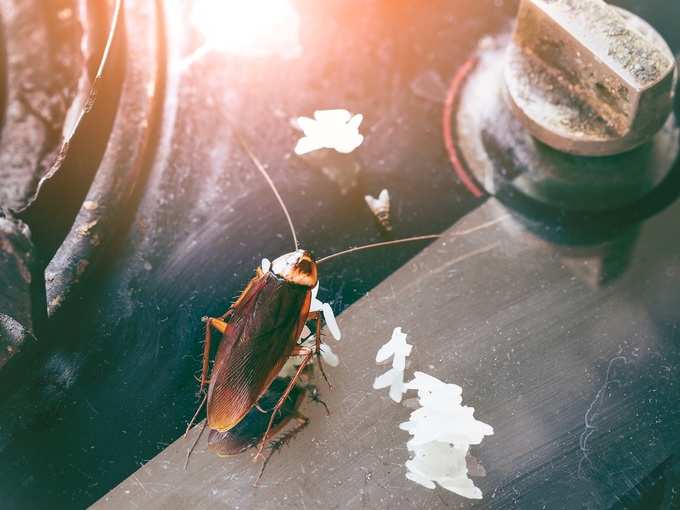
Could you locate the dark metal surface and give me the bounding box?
[0,0,82,211]
[0,212,40,369]
[0,0,492,508]
[97,195,680,509]
[1,0,678,508]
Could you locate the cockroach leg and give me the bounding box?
[200,317,228,395]
[184,420,207,471]
[311,312,333,391]
[184,393,207,439]
[255,349,314,459]
[256,413,310,484]
[222,309,234,320]
[193,373,209,385]
[290,345,314,356]
[308,385,331,416]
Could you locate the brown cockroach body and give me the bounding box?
[184,129,439,470]
[198,249,323,458]
[207,376,309,457]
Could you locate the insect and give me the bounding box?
[206,363,329,479]
[364,188,392,232]
[184,128,439,469]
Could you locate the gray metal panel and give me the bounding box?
[95,197,680,508]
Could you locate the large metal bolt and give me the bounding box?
[505,0,677,156]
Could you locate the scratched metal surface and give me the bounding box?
[1,0,678,508]
[0,0,500,508]
[95,196,680,509]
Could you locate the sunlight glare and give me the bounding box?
[190,0,302,58]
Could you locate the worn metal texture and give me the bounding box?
[44,0,165,315]
[0,212,40,369]
[19,0,127,260]
[507,0,677,155]
[98,193,680,509]
[1,0,678,508]
[0,0,82,211]
[0,0,498,508]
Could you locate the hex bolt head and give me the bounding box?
[505,0,678,156]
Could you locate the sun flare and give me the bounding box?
[190,0,302,58]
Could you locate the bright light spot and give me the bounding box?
[191,0,302,59]
[294,109,364,155]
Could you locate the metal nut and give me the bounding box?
[505,0,677,156]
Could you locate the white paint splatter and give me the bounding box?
[261,257,271,273]
[310,283,341,340]
[401,372,493,448]
[278,281,341,377]
[319,342,339,367]
[294,109,364,155]
[399,371,494,499]
[404,442,483,499]
[373,367,407,403]
[373,327,413,402]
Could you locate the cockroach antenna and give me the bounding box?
[231,128,299,251]
[316,234,440,265]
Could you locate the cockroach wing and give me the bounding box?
[207,272,311,432]
[207,377,306,456]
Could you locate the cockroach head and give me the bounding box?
[271,250,318,288]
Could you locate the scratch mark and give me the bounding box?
[299,487,308,510]
[578,355,628,479]
[132,474,149,496]
[403,242,500,292]
[84,398,99,415]
[345,393,368,416]
[451,215,510,238]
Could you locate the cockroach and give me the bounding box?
[207,376,308,458]
[206,364,329,480]
[184,128,439,469]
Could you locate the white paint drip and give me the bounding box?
[311,283,341,340]
[373,327,412,402]
[373,367,407,403]
[373,331,494,500]
[399,371,494,499]
[278,280,341,377]
[404,442,482,499]
[294,109,364,155]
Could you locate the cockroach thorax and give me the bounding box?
[271,250,318,288]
